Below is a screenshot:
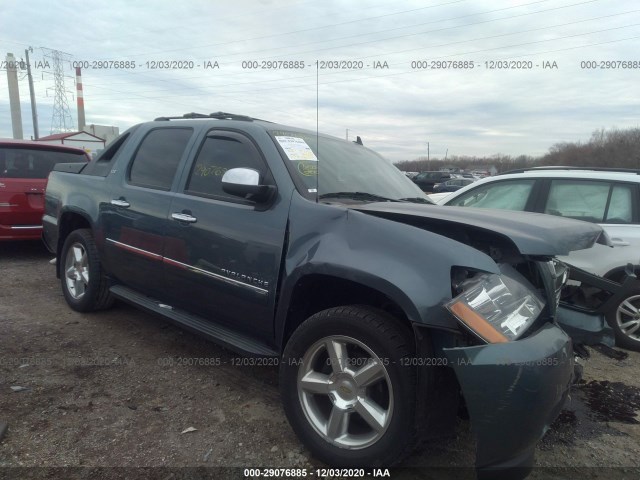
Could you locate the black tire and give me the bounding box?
[60,229,114,312]
[280,306,417,467]
[605,280,640,352]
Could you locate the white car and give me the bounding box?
[436,167,640,350]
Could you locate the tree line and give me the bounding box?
[395,127,640,173]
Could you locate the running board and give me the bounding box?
[109,285,278,358]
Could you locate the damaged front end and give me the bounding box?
[347,203,614,475]
[442,260,576,479]
[444,325,572,479]
[559,264,639,346]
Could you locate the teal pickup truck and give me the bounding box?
[43,112,609,478]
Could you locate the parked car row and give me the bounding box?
[411,170,451,192]
[411,170,480,193]
[432,177,475,193]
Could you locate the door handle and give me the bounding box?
[171,213,197,223]
[611,238,630,247]
[111,199,130,208]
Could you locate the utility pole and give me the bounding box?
[346,128,349,141]
[25,47,39,139]
[444,148,448,161]
[427,142,430,170]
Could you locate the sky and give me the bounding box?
[1,0,638,162]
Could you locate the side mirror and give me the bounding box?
[221,168,275,202]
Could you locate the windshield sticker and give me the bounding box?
[297,161,318,177]
[308,188,317,193]
[275,136,318,161]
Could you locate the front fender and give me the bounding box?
[275,193,500,345]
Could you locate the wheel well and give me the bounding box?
[56,213,91,275]
[604,265,640,283]
[283,274,412,346]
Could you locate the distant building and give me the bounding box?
[83,124,119,146]
[36,131,105,157]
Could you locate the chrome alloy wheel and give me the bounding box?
[297,335,393,449]
[616,294,640,341]
[65,242,89,299]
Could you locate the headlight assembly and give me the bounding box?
[446,266,545,343]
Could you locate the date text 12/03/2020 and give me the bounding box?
[243,468,391,477]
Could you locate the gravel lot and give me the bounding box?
[1,241,639,479]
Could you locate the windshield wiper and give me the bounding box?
[399,197,435,204]
[319,192,401,202]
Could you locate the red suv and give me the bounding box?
[0,140,90,240]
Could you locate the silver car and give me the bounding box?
[434,167,640,351]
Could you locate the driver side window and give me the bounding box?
[185,132,265,201]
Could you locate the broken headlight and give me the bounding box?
[446,266,546,343]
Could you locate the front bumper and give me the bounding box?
[556,305,613,346]
[444,323,573,480]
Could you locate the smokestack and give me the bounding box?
[76,67,85,131]
[6,53,24,139]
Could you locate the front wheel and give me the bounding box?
[606,280,640,351]
[280,306,417,467]
[60,229,114,312]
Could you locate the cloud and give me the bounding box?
[1,0,639,161]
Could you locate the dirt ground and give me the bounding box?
[1,241,639,480]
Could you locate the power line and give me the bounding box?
[78,0,621,94]
[82,14,640,99]
[106,0,324,43]
[118,0,473,59]
[221,0,614,61]
[6,2,633,134]
[357,15,640,62]
[73,0,561,82]
[194,0,564,61]
[80,32,640,101]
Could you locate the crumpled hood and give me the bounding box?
[352,203,608,256]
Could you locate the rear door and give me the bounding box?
[538,178,640,276]
[162,129,288,338]
[601,182,640,265]
[0,178,46,227]
[101,127,196,297]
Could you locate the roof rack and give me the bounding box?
[154,112,256,122]
[500,166,640,176]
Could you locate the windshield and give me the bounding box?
[0,147,87,179]
[270,130,431,203]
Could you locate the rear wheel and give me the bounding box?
[606,281,640,351]
[280,306,417,467]
[60,229,113,312]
